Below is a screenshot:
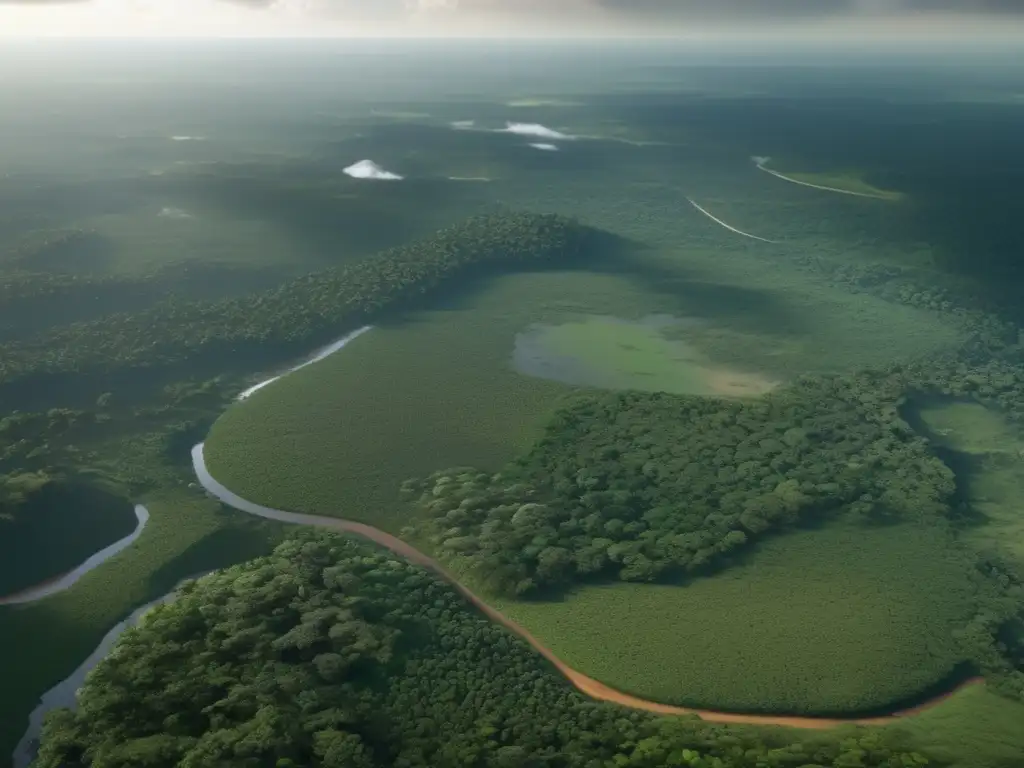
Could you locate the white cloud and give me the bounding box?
[406,0,459,10]
[451,120,476,130]
[528,143,559,151]
[0,0,324,38]
[501,122,574,140]
[343,159,404,180]
[0,0,1018,39]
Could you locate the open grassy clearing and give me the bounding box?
[964,459,1024,566]
[916,401,1024,457]
[204,271,620,531]
[915,400,1024,566]
[894,684,1024,768]
[514,314,779,397]
[490,521,976,716]
[0,491,285,763]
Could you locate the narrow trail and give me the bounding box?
[0,505,150,606]
[754,161,890,200]
[192,443,982,730]
[686,199,777,243]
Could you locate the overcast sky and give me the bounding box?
[0,0,1022,38]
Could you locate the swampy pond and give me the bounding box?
[514,314,779,398]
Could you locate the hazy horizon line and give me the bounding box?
[2,28,1023,41]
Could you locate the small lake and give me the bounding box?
[513,314,778,398]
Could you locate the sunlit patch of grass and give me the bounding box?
[893,683,1024,768]
[915,400,1024,566]
[515,314,778,397]
[490,522,976,716]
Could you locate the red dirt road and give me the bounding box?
[291,517,984,729]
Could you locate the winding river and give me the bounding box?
[236,326,373,400]
[0,505,149,607]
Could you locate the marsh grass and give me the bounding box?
[514,314,779,397]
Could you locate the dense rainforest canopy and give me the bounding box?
[407,355,1024,702]
[35,532,941,768]
[405,354,1024,597]
[407,373,953,595]
[0,213,593,390]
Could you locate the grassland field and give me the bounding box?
[491,521,976,716]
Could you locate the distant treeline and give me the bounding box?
[0,213,592,395]
[0,261,290,343]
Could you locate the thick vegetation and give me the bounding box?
[406,372,951,597]
[36,532,943,768]
[406,355,1024,703]
[0,213,591,390]
[0,262,289,342]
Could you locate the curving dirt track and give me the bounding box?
[192,443,982,730]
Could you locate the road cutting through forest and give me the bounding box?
[192,441,983,730]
